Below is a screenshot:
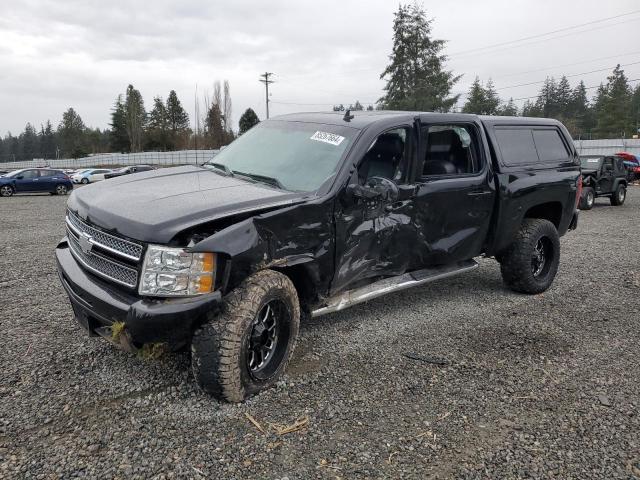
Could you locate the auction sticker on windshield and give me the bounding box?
[310,131,345,146]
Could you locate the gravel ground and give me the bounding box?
[1,187,639,479]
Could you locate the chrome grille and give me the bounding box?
[66,210,143,261]
[67,227,139,288]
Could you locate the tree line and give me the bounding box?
[1,83,261,162]
[378,3,640,139]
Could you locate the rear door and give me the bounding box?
[411,116,496,265]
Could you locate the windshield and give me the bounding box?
[205,120,356,192]
[580,157,602,169]
[5,169,24,178]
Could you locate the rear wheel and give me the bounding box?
[498,219,560,294]
[55,184,68,195]
[0,185,14,197]
[191,269,300,402]
[610,184,626,206]
[580,187,595,210]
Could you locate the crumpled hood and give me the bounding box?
[67,165,307,243]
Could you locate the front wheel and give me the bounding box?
[81,178,89,184]
[610,184,626,206]
[498,219,560,294]
[191,269,300,402]
[0,185,14,197]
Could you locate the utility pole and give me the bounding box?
[259,72,274,119]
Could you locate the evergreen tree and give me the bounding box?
[57,108,87,158]
[462,77,486,114]
[351,100,364,111]
[555,76,572,115]
[497,98,518,116]
[166,90,189,150]
[462,77,499,115]
[379,3,460,111]
[109,95,129,152]
[594,65,633,138]
[39,120,57,158]
[332,104,345,112]
[569,81,595,138]
[147,96,170,150]
[238,108,260,135]
[521,99,541,117]
[533,77,558,117]
[125,84,146,152]
[631,84,640,137]
[20,123,39,160]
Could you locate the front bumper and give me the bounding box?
[56,238,222,351]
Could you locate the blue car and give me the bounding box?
[0,168,73,197]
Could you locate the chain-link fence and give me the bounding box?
[0,150,219,171]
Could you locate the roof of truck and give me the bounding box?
[273,111,564,129]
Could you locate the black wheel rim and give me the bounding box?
[531,237,553,278]
[247,299,290,380]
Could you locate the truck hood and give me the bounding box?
[67,165,308,243]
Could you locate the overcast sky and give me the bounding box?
[1,0,639,135]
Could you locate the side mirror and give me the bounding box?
[347,176,399,202]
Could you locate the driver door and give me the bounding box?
[599,157,614,193]
[14,169,41,192]
[332,126,419,294]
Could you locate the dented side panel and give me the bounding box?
[191,197,336,297]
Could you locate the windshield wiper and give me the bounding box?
[204,162,234,177]
[232,171,285,190]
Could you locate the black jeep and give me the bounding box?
[579,155,628,210]
[56,112,580,402]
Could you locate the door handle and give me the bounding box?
[467,190,491,196]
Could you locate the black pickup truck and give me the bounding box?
[56,111,580,402]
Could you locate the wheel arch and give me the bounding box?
[523,201,563,229]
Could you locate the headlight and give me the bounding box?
[139,245,215,296]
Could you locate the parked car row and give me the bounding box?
[0,165,157,197]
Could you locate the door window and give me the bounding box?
[357,128,409,184]
[20,170,40,180]
[421,124,481,177]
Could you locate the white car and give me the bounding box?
[71,168,113,184]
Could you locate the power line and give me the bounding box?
[493,61,640,91]
[448,9,640,57]
[511,77,640,102]
[490,50,640,80]
[259,72,275,119]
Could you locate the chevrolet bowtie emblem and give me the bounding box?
[79,233,93,255]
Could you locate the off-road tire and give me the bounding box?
[580,187,595,210]
[0,185,14,197]
[191,269,300,402]
[499,218,560,294]
[610,184,626,206]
